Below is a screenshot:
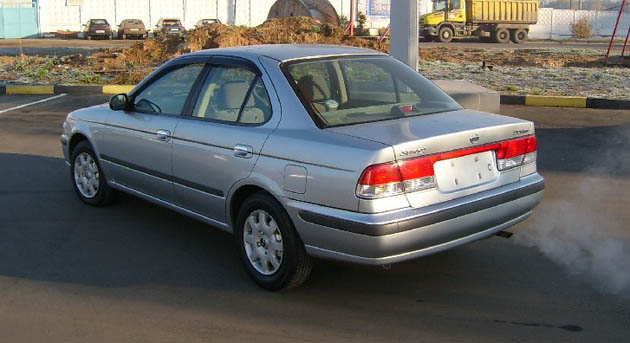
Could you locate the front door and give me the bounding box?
[100,61,206,202]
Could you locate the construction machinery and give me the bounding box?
[420,0,539,43]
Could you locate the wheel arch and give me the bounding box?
[68,131,93,157]
[438,22,456,33]
[225,170,286,229]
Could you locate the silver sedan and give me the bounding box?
[61,45,544,290]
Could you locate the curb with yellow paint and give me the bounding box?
[102,85,135,94]
[6,85,55,95]
[524,95,587,108]
[2,84,629,110]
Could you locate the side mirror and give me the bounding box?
[109,93,129,111]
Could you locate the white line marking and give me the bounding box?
[0,93,67,114]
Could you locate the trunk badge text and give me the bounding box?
[400,147,427,157]
[513,129,530,135]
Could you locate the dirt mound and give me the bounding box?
[186,17,388,52]
[83,17,388,84]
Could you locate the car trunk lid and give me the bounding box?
[328,109,535,207]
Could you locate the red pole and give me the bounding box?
[606,0,626,59]
[349,0,354,36]
[623,24,630,57]
[378,26,390,43]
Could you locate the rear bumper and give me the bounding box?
[88,31,112,36]
[284,173,544,265]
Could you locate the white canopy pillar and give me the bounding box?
[390,0,418,70]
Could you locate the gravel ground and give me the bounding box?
[418,48,630,100]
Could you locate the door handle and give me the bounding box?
[233,144,253,159]
[156,129,171,142]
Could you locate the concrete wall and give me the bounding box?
[39,0,356,33]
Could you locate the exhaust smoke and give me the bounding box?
[514,176,630,296]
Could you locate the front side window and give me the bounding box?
[285,56,460,127]
[133,63,204,115]
[192,65,271,124]
[433,0,447,12]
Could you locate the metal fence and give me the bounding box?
[529,8,630,39]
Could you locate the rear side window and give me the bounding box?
[342,59,396,105]
[133,63,204,115]
[284,56,461,127]
[191,66,272,124]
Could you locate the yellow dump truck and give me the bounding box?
[419,0,538,43]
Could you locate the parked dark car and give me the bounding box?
[194,18,222,29]
[117,19,148,40]
[82,19,112,40]
[155,18,185,37]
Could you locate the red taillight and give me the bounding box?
[358,162,402,185]
[496,136,537,159]
[357,135,538,199]
[496,136,537,171]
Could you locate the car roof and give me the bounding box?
[186,44,386,62]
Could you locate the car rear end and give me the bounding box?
[277,53,544,264]
[121,20,147,38]
[89,19,112,38]
[162,20,185,36]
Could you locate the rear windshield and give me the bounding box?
[91,19,108,25]
[124,20,144,27]
[164,20,181,27]
[283,56,461,127]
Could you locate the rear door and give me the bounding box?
[171,56,280,223]
[100,58,207,202]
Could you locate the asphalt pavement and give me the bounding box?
[0,94,628,342]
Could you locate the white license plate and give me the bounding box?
[96,30,105,33]
[434,151,498,192]
[130,28,139,31]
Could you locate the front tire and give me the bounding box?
[235,193,312,290]
[70,141,116,206]
[438,26,454,43]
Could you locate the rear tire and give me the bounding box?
[235,193,312,291]
[70,141,116,206]
[510,29,528,43]
[438,26,454,43]
[493,28,510,43]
